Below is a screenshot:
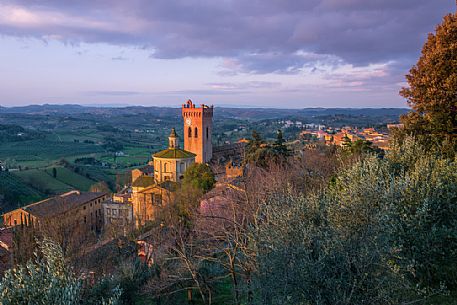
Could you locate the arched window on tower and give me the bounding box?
[188,127,192,138]
[206,127,209,139]
[194,127,198,138]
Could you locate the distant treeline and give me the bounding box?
[0,124,45,142]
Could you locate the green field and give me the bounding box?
[0,171,44,212]
[14,169,73,194]
[0,139,105,168]
[43,167,96,191]
[13,166,100,194]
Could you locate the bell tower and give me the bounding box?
[182,99,213,163]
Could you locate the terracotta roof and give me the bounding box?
[132,176,155,188]
[24,191,107,218]
[153,148,196,159]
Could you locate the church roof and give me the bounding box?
[153,148,196,159]
[132,176,155,188]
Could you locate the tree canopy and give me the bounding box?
[182,163,216,193]
[245,130,291,167]
[400,12,457,139]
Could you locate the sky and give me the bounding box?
[0,0,455,108]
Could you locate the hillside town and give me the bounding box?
[0,100,247,268]
[0,99,405,272]
[0,98,415,300]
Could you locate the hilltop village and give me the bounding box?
[0,100,398,270]
[0,100,246,267]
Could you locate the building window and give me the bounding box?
[84,216,87,223]
[188,127,192,138]
[206,127,209,139]
[113,209,118,216]
[194,127,198,138]
[164,163,168,172]
[107,208,111,215]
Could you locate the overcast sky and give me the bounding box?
[0,0,454,108]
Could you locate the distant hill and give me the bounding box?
[0,104,409,121]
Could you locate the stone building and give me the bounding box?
[2,191,109,259]
[103,199,133,229]
[3,191,108,234]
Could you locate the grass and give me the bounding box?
[0,171,44,212]
[44,167,96,191]
[79,166,118,189]
[0,138,104,169]
[14,169,73,194]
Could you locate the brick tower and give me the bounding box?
[182,99,213,163]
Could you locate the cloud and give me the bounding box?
[0,0,454,75]
[206,81,281,90]
[111,56,128,61]
[162,90,250,96]
[161,81,281,96]
[85,91,141,96]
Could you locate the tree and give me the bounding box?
[245,130,291,167]
[273,129,290,157]
[182,163,216,193]
[0,237,121,305]
[90,181,111,193]
[345,139,378,156]
[248,138,457,304]
[52,167,57,178]
[400,12,457,140]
